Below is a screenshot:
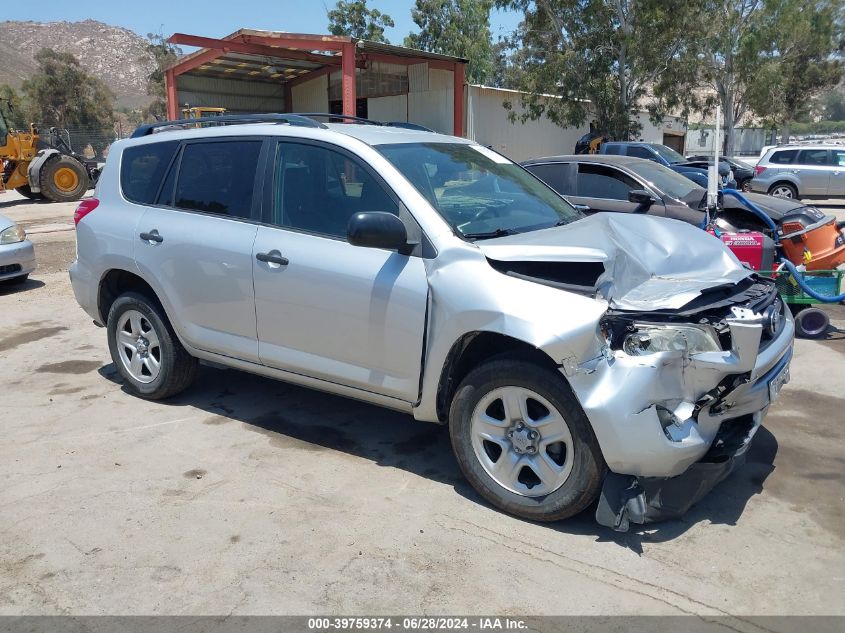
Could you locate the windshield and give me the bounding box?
[650,144,686,164]
[376,142,582,238]
[632,160,703,203]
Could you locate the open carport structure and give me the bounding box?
[165,30,467,136]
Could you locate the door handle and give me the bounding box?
[256,250,289,266]
[139,230,163,243]
[791,170,801,174]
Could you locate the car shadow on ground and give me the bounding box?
[98,361,777,550]
[0,277,45,295]
[0,197,51,209]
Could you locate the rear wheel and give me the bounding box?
[106,292,197,399]
[39,155,89,202]
[15,185,43,200]
[768,182,797,199]
[740,179,752,192]
[449,359,605,522]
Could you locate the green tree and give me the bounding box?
[745,1,843,142]
[497,1,706,140]
[142,33,182,121]
[404,0,495,85]
[327,0,395,42]
[0,84,28,130]
[21,48,114,153]
[818,89,845,121]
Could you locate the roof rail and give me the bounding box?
[130,113,325,138]
[296,113,383,125]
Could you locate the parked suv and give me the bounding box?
[71,115,794,531]
[751,144,845,198]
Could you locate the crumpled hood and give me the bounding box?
[477,213,752,311]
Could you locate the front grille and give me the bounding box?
[0,264,22,275]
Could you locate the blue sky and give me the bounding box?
[6,0,522,44]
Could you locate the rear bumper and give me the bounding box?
[69,260,100,322]
[0,240,36,280]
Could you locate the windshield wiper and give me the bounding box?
[462,227,519,240]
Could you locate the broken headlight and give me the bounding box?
[623,324,721,356]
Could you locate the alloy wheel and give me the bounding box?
[470,386,575,496]
[115,309,162,384]
[771,185,795,198]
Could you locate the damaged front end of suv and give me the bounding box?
[473,213,794,531]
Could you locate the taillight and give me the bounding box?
[74,198,99,225]
[754,165,767,176]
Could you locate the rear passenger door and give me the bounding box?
[133,137,268,363]
[251,139,429,402]
[794,149,830,196]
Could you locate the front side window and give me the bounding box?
[577,164,638,200]
[272,142,399,238]
[629,160,702,202]
[174,140,261,219]
[627,146,654,160]
[377,143,581,239]
[120,141,179,204]
[832,149,845,167]
[648,144,686,164]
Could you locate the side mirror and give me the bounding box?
[347,212,409,251]
[628,189,656,205]
[572,203,591,213]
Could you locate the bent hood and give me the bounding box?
[477,213,752,311]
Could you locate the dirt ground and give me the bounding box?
[1,191,844,619]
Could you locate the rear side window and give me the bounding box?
[769,150,797,164]
[120,141,179,204]
[603,144,622,155]
[174,140,262,219]
[796,149,829,166]
[525,163,574,196]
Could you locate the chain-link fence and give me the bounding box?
[39,124,132,162]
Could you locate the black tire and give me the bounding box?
[39,155,89,203]
[106,292,197,399]
[449,358,606,522]
[740,179,751,192]
[15,185,43,200]
[768,182,798,199]
[794,307,829,339]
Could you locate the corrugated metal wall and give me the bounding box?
[465,86,589,162]
[176,75,285,113]
[291,74,329,112]
[368,95,408,122]
[408,67,454,135]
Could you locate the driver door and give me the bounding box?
[251,139,429,402]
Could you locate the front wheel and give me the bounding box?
[449,359,605,522]
[40,155,89,202]
[107,292,197,399]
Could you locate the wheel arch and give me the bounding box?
[434,331,564,424]
[767,179,799,197]
[98,268,167,325]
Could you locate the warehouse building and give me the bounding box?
[164,30,686,162]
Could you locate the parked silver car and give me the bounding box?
[0,212,35,285]
[70,115,794,530]
[750,144,845,198]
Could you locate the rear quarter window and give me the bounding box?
[120,141,180,204]
[768,150,797,165]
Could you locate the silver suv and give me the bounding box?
[70,114,794,531]
[751,144,845,198]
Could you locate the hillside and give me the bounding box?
[0,19,155,109]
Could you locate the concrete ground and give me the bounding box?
[1,191,844,618]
